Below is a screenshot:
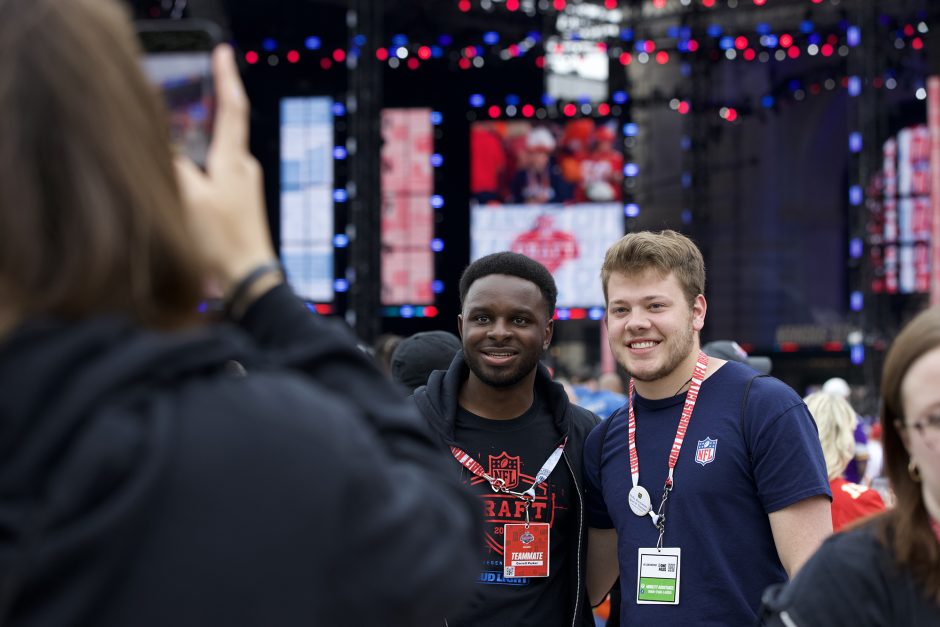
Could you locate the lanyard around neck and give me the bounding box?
[451,438,567,501]
[627,351,709,491]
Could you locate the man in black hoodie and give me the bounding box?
[413,252,599,626]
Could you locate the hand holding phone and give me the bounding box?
[138,20,221,167]
[174,45,277,298]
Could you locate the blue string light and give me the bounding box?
[850,345,864,365]
[849,132,862,153]
[849,237,863,259]
[849,185,863,206]
[847,26,861,47]
[850,291,864,312]
[848,76,862,96]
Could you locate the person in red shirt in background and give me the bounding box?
[804,392,886,531]
[470,121,508,204]
[558,118,595,196]
[579,124,623,203]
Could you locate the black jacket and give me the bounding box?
[413,352,599,627]
[760,522,940,626]
[0,284,482,627]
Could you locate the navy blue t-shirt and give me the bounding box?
[583,361,830,626]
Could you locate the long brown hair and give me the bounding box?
[0,0,204,330]
[876,306,940,603]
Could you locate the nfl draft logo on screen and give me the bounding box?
[695,437,717,466]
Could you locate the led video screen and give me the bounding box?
[381,108,435,305]
[471,119,623,206]
[471,203,623,308]
[470,119,625,308]
[470,118,624,307]
[280,97,334,303]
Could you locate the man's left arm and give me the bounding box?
[768,495,832,578]
[746,384,834,578]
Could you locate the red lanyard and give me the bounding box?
[931,517,940,544]
[627,351,709,492]
[451,438,567,502]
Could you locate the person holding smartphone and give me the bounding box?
[0,1,481,625]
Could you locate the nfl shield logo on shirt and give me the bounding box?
[694,437,718,466]
[488,452,521,489]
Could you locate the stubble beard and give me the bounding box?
[464,346,544,389]
[622,319,696,384]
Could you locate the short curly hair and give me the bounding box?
[459,252,557,317]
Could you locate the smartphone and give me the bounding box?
[137,20,223,167]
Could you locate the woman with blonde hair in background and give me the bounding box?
[803,392,884,532]
[762,308,940,625]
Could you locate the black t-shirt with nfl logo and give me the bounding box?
[450,396,573,627]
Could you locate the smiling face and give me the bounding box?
[458,274,553,390]
[900,345,940,520]
[604,269,705,398]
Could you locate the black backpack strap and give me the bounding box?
[741,374,769,467]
